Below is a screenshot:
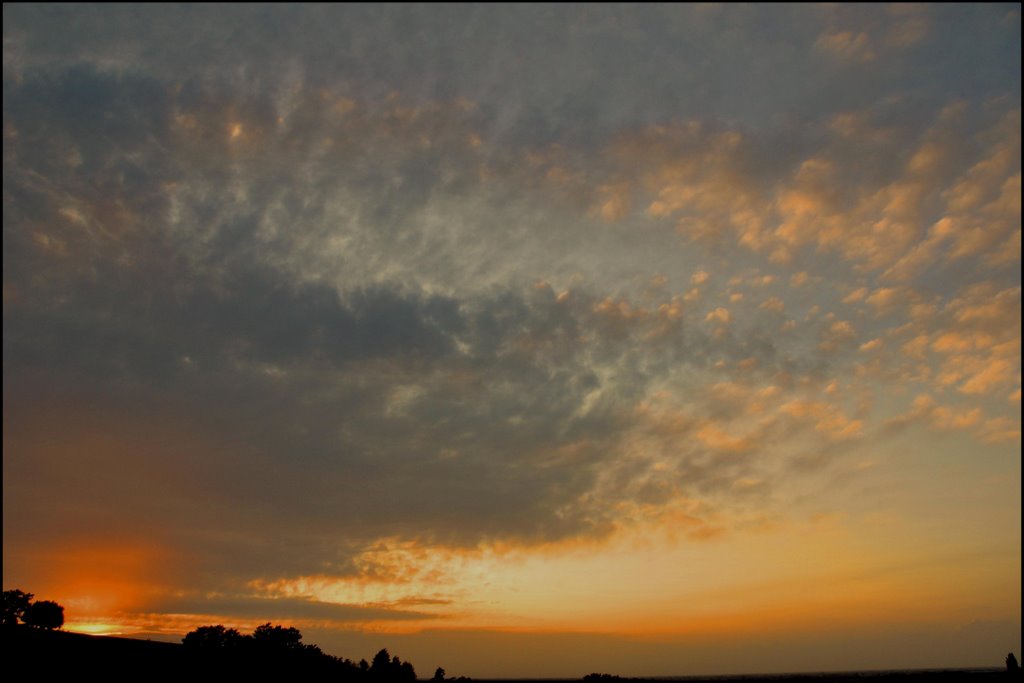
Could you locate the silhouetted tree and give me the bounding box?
[182,624,247,650]
[252,622,304,651]
[22,600,64,629]
[371,648,392,674]
[182,622,426,679]
[433,666,446,681]
[1008,653,1020,672]
[367,647,416,682]
[182,622,367,677]
[2,589,34,625]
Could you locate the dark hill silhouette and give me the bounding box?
[575,673,1009,683]
[2,588,419,680]
[3,624,416,680]
[5,625,184,678]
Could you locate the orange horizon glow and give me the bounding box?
[16,508,1019,646]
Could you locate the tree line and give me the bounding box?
[181,622,425,680]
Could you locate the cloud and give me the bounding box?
[843,288,869,304]
[978,417,1021,444]
[6,209,854,589]
[147,595,439,623]
[2,6,1019,645]
[956,358,1015,396]
[705,307,732,325]
[819,320,858,353]
[815,30,876,63]
[884,4,930,48]
[778,400,864,441]
[864,287,917,316]
[884,392,1019,444]
[691,270,711,286]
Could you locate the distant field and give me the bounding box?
[477,674,1008,683]
[479,675,1008,683]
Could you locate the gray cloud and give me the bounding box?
[3,5,1019,599]
[5,5,1017,139]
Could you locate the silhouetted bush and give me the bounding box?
[369,648,417,682]
[252,622,305,651]
[2,589,34,625]
[22,599,64,630]
[181,624,248,650]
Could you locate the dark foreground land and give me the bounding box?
[496,674,1010,683]
[6,625,353,678]
[3,626,1012,682]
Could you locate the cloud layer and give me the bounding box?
[3,5,1019,667]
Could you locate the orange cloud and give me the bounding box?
[779,399,864,440]
[815,30,876,63]
[705,307,731,325]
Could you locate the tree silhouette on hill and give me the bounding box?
[181,624,247,650]
[181,624,424,680]
[2,589,64,629]
[4,593,444,679]
[252,623,306,651]
[369,647,417,682]
[2,589,34,626]
[22,600,64,630]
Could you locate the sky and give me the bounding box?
[2,3,1021,677]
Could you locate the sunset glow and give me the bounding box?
[3,4,1020,678]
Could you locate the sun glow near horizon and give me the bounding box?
[25,492,1021,647]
